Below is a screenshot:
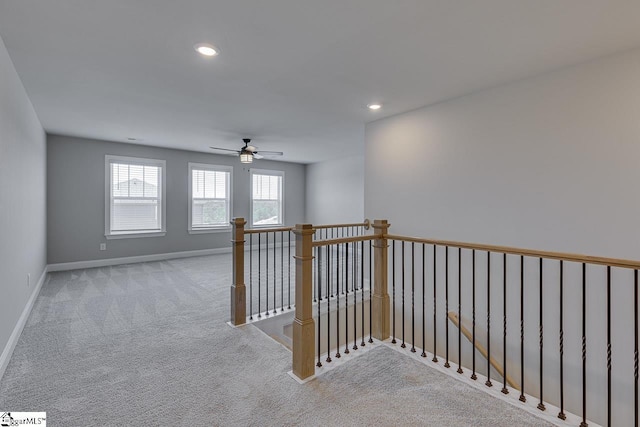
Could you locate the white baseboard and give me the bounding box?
[47,247,234,272]
[0,266,48,382]
[47,243,297,273]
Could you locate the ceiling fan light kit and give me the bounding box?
[240,151,253,163]
[210,138,284,163]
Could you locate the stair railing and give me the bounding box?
[229,218,370,327]
[287,219,640,426]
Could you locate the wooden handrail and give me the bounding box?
[244,219,371,235]
[447,312,518,390]
[245,226,294,234]
[314,219,370,230]
[312,234,376,247]
[387,234,640,270]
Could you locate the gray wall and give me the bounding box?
[365,48,640,425]
[47,135,306,264]
[366,48,640,259]
[305,155,364,224]
[0,36,47,371]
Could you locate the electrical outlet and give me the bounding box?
[27,273,30,287]
[100,243,107,251]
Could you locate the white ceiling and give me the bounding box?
[2,1,640,163]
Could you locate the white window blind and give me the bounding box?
[189,164,232,230]
[251,170,283,226]
[106,156,165,237]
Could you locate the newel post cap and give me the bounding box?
[293,223,315,236]
[231,217,247,227]
[372,219,390,232]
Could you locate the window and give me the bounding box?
[188,163,232,233]
[105,155,166,239]
[250,169,284,226]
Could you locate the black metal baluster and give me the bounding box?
[352,234,357,293]
[326,234,330,303]
[458,247,463,373]
[266,232,269,316]
[538,258,545,411]
[402,241,406,349]
[433,245,438,363]
[317,246,322,367]
[519,255,525,402]
[317,242,322,303]
[353,240,358,351]
[445,246,450,367]
[369,240,373,344]
[422,243,427,358]
[361,240,365,347]
[288,230,291,309]
[281,231,284,311]
[501,253,508,394]
[313,234,317,304]
[344,242,350,355]
[558,260,566,420]
[580,263,587,427]
[331,229,335,298]
[336,242,341,359]
[336,231,340,296]
[258,233,262,318]
[411,242,416,353]
[486,251,492,387]
[250,234,253,320]
[607,265,611,427]
[273,232,277,313]
[635,269,638,427]
[392,240,397,344]
[472,249,477,380]
[326,244,332,363]
[341,229,345,295]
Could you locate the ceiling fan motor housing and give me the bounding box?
[210,138,282,161]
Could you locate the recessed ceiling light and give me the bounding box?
[368,103,382,110]
[194,43,219,57]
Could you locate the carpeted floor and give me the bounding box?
[0,254,550,426]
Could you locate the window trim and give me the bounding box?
[105,155,167,239]
[250,168,285,228]
[188,162,233,234]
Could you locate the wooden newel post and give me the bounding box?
[292,223,316,380]
[230,217,246,326]
[372,219,390,341]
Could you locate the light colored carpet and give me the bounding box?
[0,254,550,426]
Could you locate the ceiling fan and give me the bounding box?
[209,138,284,163]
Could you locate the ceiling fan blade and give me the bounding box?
[255,151,284,156]
[210,146,241,153]
[246,145,257,152]
[252,153,264,159]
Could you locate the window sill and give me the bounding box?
[188,228,232,235]
[106,231,166,240]
[250,224,284,229]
